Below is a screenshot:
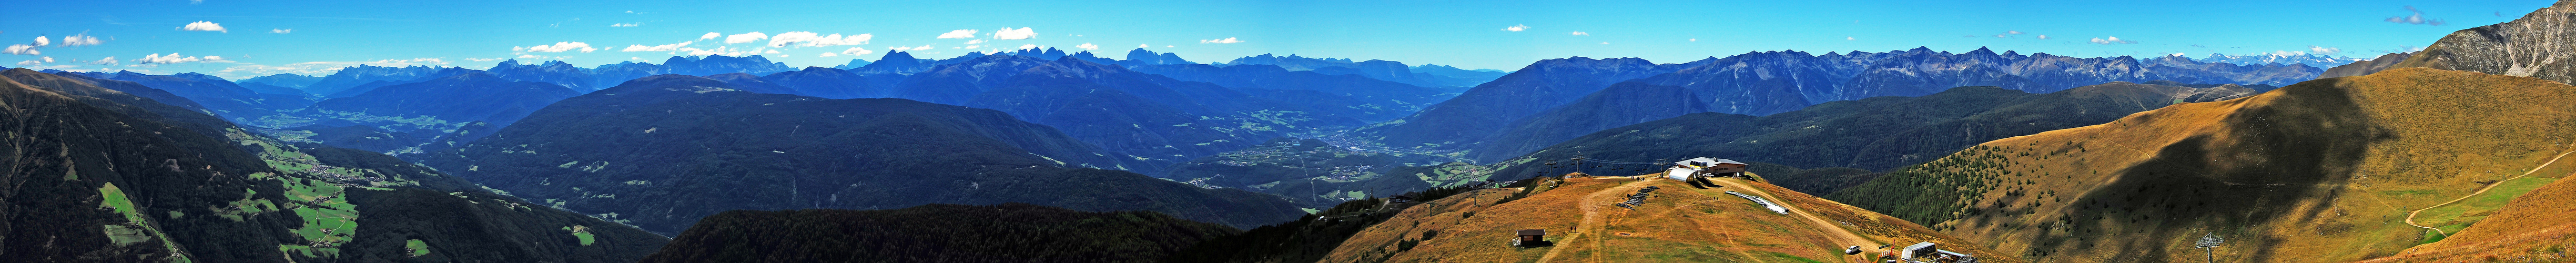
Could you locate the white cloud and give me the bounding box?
[725,32,768,44]
[818,52,838,57]
[991,27,1036,39]
[272,29,293,34]
[2171,53,2188,57]
[42,56,54,63]
[1018,44,1038,50]
[32,36,47,47]
[763,49,779,54]
[1689,38,1697,42]
[1504,24,1528,32]
[2088,36,2137,44]
[1570,31,1588,36]
[1076,43,1099,50]
[1199,37,1243,44]
[13,60,36,66]
[523,42,597,53]
[92,56,117,65]
[1845,37,1855,41]
[1994,34,2007,38]
[181,21,227,33]
[466,58,500,62]
[622,41,692,52]
[2308,46,2341,55]
[964,39,986,45]
[888,44,935,51]
[2269,50,2307,57]
[840,47,873,56]
[678,46,748,56]
[963,45,980,49]
[2036,35,2050,39]
[517,54,543,59]
[6,44,40,55]
[610,23,641,27]
[769,32,871,47]
[1139,44,1149,48]
[139,53,209,64]
[699,32,722,40]
[2387,6,2446,26]
[60,34,101,46]
[937,29,978,39]
[396,58,444,65]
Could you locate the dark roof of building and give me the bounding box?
[1517,229,1546,236]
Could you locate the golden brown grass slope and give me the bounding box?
[1827,67,2576,262]
[2360,161,2576,262]
[1321,174,2017,263]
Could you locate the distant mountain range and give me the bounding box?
[1356,56,1712,156]
[2322,52,2415,78]
[239,73,323,88]
[867,54,1438,165]
[2192,53,2368,68]
[300,65,479,97]
[1222,54,1502,87]
[587,55,798,88]
[1129,63,1458,121]
[1362,47,2326,163]
[414,75,1305,234]
[51,70,311,122]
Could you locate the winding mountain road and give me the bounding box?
[2402,149,2576,236]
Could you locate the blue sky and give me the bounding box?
[0,0,2554,79]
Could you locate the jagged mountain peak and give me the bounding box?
[881,50,919,61]
[494,59,577,68]
[1523,56,1649,68]
[2392,1,2576,84]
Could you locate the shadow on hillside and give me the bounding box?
[2034,78,2395,262]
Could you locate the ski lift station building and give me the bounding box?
[1664,157,1749,181]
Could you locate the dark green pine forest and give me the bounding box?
[0,68,667,262]
[640,203,1239,263]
